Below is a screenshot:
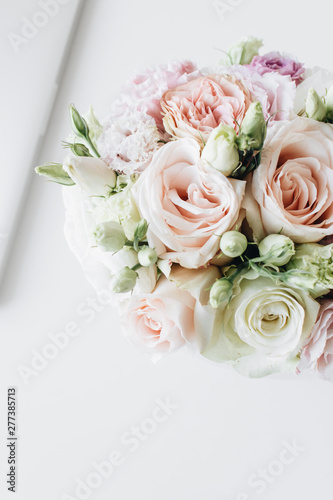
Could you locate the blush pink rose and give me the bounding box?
[134,138,246,268]
[298,300,333,381]
[245,118,333,243]
[120,266,220,361]
[160,75,252,146]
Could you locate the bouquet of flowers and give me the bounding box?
[36,37,333,380]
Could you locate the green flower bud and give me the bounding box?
[94,221,126,252]
[69,104,89,139]
[84,106,103,145]
[258,234,295,266]
[306,88,326,122]
[325,85,333,122]
[220,231,247,258]
[66,142,92,157]
[209,278,233,309]
[138,247,158,267]
[237,102,267,151]
[202,125,239,176]
[134,219,148,241]
[226,37,263,65]
[112,267,138,293]
[35,162,75,186]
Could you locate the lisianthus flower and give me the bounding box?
[249,51,305,84]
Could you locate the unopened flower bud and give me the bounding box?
[68,142,92,157]
[306,88,326,122]
[69,104,89,139]
[85,106,103,144]
[134,219,148,241]
[94,221,126,252]
[209,279,233,309]
[202,125,239,176]
[325,85,333,122]
[63,155,116,196]
[220,231,247,258]
[112,267,138,293]
[258,234,295,266]
[237,102,267,151]
[226,37,263,65]
[138,247,158,267]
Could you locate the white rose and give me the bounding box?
[201,272,319,377]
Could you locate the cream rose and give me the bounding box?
[134,139,246,268]
[202,272,319,377]
[246,118,333,243]
[160,75,252,146]
[120,266,220,361]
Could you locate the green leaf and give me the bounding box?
[35,163,75,186]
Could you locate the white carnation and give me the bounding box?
[97,109,162,175]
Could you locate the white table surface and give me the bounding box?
[2,1,333,499]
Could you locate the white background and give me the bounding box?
[2,0,333,499]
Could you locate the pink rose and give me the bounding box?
[160,75,252,146]
[299,300,333,381]
[120,266,220,361]
[245,118,333,243]
[134,139,246,268]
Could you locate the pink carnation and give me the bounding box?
[113,60,200,130]
[299,300,333,381]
